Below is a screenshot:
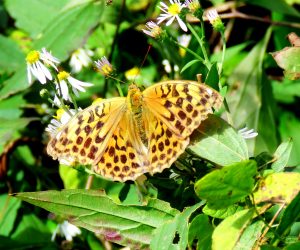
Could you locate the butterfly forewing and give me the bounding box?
[142,80,222,138]
[47,98,127,166]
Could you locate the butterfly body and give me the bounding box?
[47,80,222,182]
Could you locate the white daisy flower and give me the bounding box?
[26,48,60,84]
[238,127,258,139]
[69,48,94,73]
[157,0,187,32]
[54,71,93,105]
[94,57,114,76]
[142,21,163,38]
[51,221,81,242]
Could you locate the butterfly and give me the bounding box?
[47,80,222,182]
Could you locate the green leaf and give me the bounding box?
[227,28,278,155]
[279,112,300,166]
[180,59,201,74]
[234,221,264,250]
[271,139,293,172]
[284,242,300,250]
[150,202,202,250]
[271,46,300,80]
[243,0,300,16]
[212,209,255,250]
[253,173,300,204]
[195,160,257,209]
[272,79,300,103]
[0,35,24,73]
[0,194,21,236]
[205,62,219,90]
[188,214,213,250]
[4,0,70,37]
[33,0,104,61]
[203,204,243,219]
[13,189,179,248]
[188,115,249,166]
[0,94,25,119]
[273,192,300,243]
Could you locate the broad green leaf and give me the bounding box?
[243,0,300,16]
[273,192,300,244]
[13,189,179,248]
[272,79,300,103]
[271,139,293,172]
[4,0,69,37]
[285,242,300,250]
[271,46,300,80]
[212,209,255,250]
[188,115,249,166]
[234,221,264,250]
[203,204,243,219]
[188,214,213,250]
[227,28,278,155]
[253,173,300,204]
[279,112,300,166]
[150,202,202,250]
[0,194,21,236]
[0,35,24,73]
[195,160,257,209]
[0,94,25,119]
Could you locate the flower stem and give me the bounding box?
[187,23,211,68]
[172,39,204,63]
[219,32,227,77]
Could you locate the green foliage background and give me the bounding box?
[0,0,300,249]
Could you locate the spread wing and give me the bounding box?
[47,98,127,166]
[142,80,222,175]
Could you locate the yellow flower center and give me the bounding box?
[189,2,200,12]
[57,71,70,81]
[168,3,180,15]
[125,67,140,80]
[26,50,40,64]
[101,64,113,75]
[54,108,66,121]
[151,26,162,38]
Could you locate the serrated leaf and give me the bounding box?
[150,202,202,250]
[13,189,179,248]
[188,115,249,166]
[195,160,257,209]
[188,214,213,250]
[212,209,255,250]
[271,139,293,172]
[254,173,300,204]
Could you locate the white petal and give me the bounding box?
[176,16,188,32]
[27,64,32,84]
[166,16,176,26]
[32,63,46,84]
[38,61,52,81]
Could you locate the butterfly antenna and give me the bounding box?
[133,45,152,85]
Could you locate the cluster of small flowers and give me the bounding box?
[142,0,224,38]
[26,48,113,106]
